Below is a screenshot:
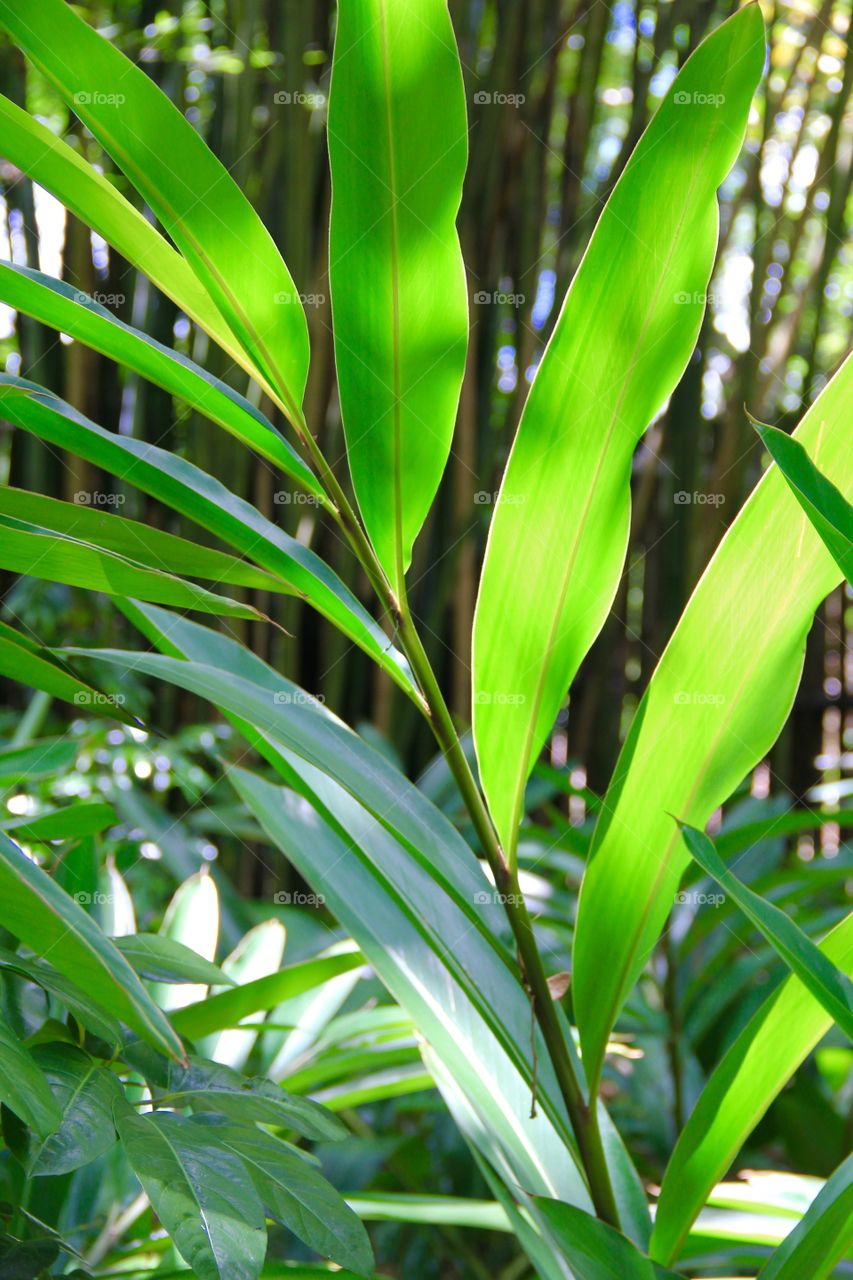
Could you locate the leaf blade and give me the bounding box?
[572,352,852,1094]
[680,821,853,1041]
[650,909,853,1263]
[0,0,309,423]
[0,830,184,1060]
[472,5,765,855]
[328,0,468,589]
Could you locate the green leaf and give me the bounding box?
[533,1197,681,1279]
[150,871,220,1013]
[230,766,644,1247]
[0,737,77,782]
[117,1108,266,1280]
[193,1118,374,1277]
[26,1044,122,1176]
[0,1236,59,1280]
[754,420,853,580]
[171,951,365,1041]
[650,909,853,1264]
[328,0,468,590]
[0,378,417,699]
[115,934,235,988]
[680,822,853,1041]
[1,801,116,842]
[0,619,134,721]
[757,1154,853,1279]
[162,1057,346,1142]
[114,599,650,1246]
[198,920,286,1069]
[472,5,765,856]
[0,0,309,427]
[0,264,320,493]
[0,510,269,622]
[0,830,184,1060]
[0,1011,62,1138]
[0,94,262,386]
[0,945,122,1046]
[572,351,852,1096]
[0,489,300,594]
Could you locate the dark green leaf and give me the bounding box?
[117,1109,266,1280]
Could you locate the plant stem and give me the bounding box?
[283,399,620,1225]
[396,600,619,1227]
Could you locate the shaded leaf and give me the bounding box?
[328,0,468,590]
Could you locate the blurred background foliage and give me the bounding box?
[0,3,851,1274]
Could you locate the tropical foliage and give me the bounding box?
[0,1,850,1277]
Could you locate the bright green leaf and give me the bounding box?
[754,420,853,580]
[573,352,852,1095]
[0,830,184,1060]
[0,0,310,426]
[680,822,853,1042]
[328,0,468,590]
[472,5,765,856]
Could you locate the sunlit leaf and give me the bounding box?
[472,5,765,856]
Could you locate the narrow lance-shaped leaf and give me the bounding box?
[0,378,417,699]
[0,263,321,493]
[191,1117,374,1277]
[0,945,123,1046]
[0,1011,62,1139]
[0,619,137,722]
[0,488,291,594]
[572,352,852,1096]
[680,822,853,1041]
[25,1044,123,1177]
[328,0,468,591]
[2,801,116,842]
[115,934,235,988]
[0,830,184,1060]
[171,951,364,1041]
[472,5,765,856]
[0,512,271,622]
[117,600,649,1245]
[198,920,286,1069]
[756,1153,853,1280]
[150,872,219,1013]
[0,0,309,426]
[533,1197,682,1280]
[650,911,853,1264]
[754,420,853,580]
[0,93,264,387]
[117,1109,267,1280]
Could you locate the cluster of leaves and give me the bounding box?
[0,827,372,1279]
[0,1,849,1278]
